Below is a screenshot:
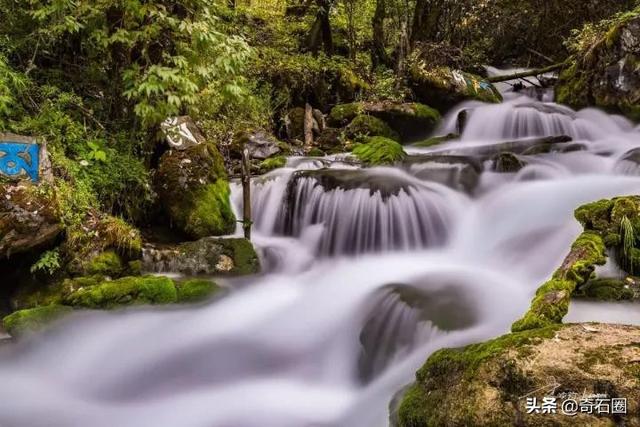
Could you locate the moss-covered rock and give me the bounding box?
[411,133,459,148]
[258,156,287,174]
[407,61,502,112]
[2,305,73,337]
[512,232,606,332]
[142,237,261,277]
[62,275,177,309]
[346,115,400,141]
[176,279,221,303]
[575,277,638,300]
[0,183,62,258]
[493,152,525,173]
[156,143,235,239]
[556,9,640,121]
[398,323,640,427]
[329,101,441,142]
[352,137,407,166]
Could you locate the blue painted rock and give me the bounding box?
[0,133,51,183]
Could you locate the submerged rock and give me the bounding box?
[142,237,260,276]
[493,152,525,173]
[407,61,502,112]
[155,143,235,239]
[557,9,640,121]
[0,183,62,258]
[398,323,640,427]
[403,154,482,193]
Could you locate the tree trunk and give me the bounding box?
[304,103,314,151]
[372,0,391,68]
[306,0,334,55]
[241,148,252,241]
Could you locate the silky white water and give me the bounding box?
[2,87,640,427]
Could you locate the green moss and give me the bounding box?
[576,278,636,300]
[184,179,236,239]
[220,238,261,276]
[575,198,614,232]
[176,279,221,303]
[512,232,606,332]
[258,156,286,174]
[352,137,406,166]
[346,114,400,141]
[2,305,73,337]
[84,250,124,277]
[398,326,559,427]
[412,133,458,148]
[62,275,177,309]
[411,103,442,121]
[328,103,364,126]
[307,147,325,157]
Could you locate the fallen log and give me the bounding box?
[488,62,567,83]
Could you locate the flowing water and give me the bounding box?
[2,79,640,427]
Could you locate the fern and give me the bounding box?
[31,249,61,276]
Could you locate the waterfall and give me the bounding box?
[3,88,640,427]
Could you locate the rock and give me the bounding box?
[63,214,142,278]
[315,128,345,153]
[346,115,400,141]
[352,137,406,166]
[62,275,178,309]
[439,135,573,157]
[142,237,261,276]
[160,116,206,150]
[2,305,73,337]
[284,107,306,141]
[258,156,287,174]
[398,323,640,427]
[329,102,441,142]
[556,11,640,120]
[235,131,282,160]
[493,152,525,173]
[290,169,414,199]
[407,61,502,111]
[155,143,235,239]
[575,277,639,301]
[0,133,53,183]
[403,154,481,193]
[0,183,62,258]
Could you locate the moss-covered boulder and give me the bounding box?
[346,115,400,141]
[329,102,441,142]
[407,61,502,112]
[62,275,177,309]
[0,183,62,258]
[156,143,235,239]
[556,9,640,120]
[352,137,407,166]
[2,305,73,337]
[142,237,260,276]
[398,323,640,427]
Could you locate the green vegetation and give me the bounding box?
[347,115,400,141]
[176,279,221,303]
[352,136,406,166]
[2,305,73,337]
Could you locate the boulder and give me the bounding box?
[346,115,400,141]
[155,143,235,239]
[0,133,53,183]
[403,154,481,193]
[2,305,72,337]
[160,116,206,150]
[235,131,282,160]
[0,183,62,258]
[556,10,640,121]
[407,61,502,111]
[493,152,525,173]
[142,237,260,276]
[397,323,640,427]
[329,102,441,141]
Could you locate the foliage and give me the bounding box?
[352,136,406,165]
[30,249,62,276]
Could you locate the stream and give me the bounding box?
[1,77,640,426]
